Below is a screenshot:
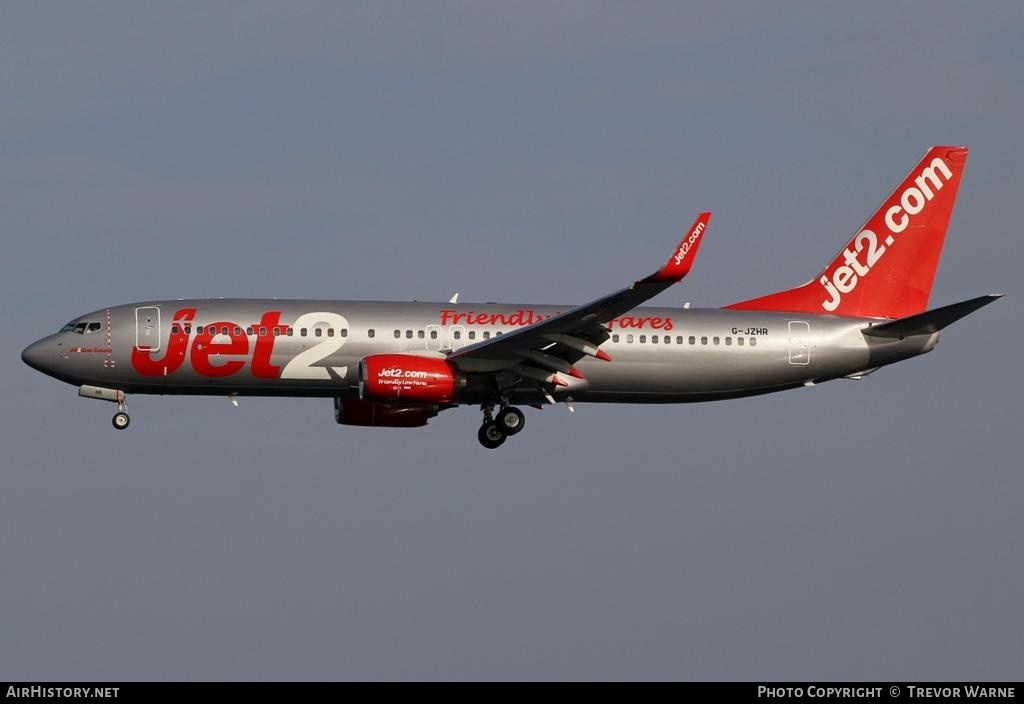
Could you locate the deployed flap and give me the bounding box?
[862,294,1001,339]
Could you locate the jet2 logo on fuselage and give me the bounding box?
[130,309,350,380]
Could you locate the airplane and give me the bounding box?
[22,146,1000,449]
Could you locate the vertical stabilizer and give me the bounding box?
[726,146,968,319]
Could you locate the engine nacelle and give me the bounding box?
[334,397,438,427]
[359,354,463,403]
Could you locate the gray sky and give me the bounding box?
[2,1,1021,680]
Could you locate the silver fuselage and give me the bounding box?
[22,299,939,405]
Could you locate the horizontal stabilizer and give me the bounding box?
[862,294,1001,339]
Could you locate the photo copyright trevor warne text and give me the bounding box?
[758,686,1016,698]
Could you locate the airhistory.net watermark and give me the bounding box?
[6,687,118,699]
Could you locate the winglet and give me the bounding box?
[646,211,711,283]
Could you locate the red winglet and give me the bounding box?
[646,211,711,283]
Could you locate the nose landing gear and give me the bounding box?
[112,409,130,430]
[477,403,526,449]
[110,395,130,430]
[78,385,131,430]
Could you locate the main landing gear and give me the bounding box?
[477,403,526,449]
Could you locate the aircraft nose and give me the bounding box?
[21,339,51,372]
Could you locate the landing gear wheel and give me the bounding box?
[497,406,525,436]
[478,422,507,449]
[112,412,131,430]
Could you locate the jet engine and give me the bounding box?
[359,354,465,403]
[333,397,439,427]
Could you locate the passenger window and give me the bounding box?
[326,328,334,337]
[737,337,744,346]
[259,327,267,337]
[406,330,413,339]
[286,327,293,336]
[689,336,695,345]
[299,328,307,337]
[196,325,204,334]
[273,327,281,336]
[750,337,757,347]
[184,326,192,334]
[417,330,424,339]
[713,336,720,345]
[612,334,620,343]
[246,326,254,336]
[651,335,658,344]
[315,328,322,337]
[341,329,348,337]
[368,329,375,338]
[725,337,732,346]
[468,331,476,340]
[700,336,707,345]
[453,330,461,340]
[483,331,490,339]
[394,330,401,339]
[626,334,634,343]
[233,326,241,336]
[639,335,646,343]
[430,330,437,339]
[171,325,180,335]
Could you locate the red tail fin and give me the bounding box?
[725,146,968,319]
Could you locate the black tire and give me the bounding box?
[112,412,130,430]
[477,422,507,449]
[497,406,526,436]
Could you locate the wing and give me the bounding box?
[448,212,711,388]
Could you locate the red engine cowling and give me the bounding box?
[359,354,462,403]
[334,398,437,427]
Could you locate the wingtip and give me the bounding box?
[647,210,711,283]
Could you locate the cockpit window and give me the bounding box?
[59,321,101,334]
